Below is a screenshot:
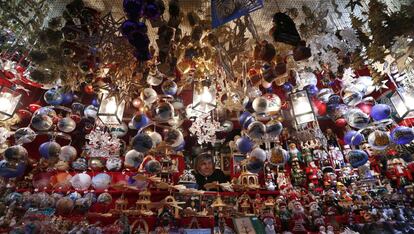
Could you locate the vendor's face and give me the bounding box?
[198,159,214,177]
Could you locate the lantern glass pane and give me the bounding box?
[291,91,312,115]
[192,83,216,113]
[391,91,409,118]
[0,87,21,121]
[98,94,125,125]
[296,113,315,125]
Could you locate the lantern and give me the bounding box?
[390,88,414,119]
[97,93,126,125]
[289,90,315,125]
[192,79,216,113]
[0,86,22,121]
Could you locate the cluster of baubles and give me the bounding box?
[121,0,165,61]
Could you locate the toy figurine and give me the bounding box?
[276,201,291,232]
[306,162,322,187]
[386,158,413,188]
[332,147,345,169]
[276,166,291,190]
[291,158,306,187]
[263,216,276,234]
[308,201,324,231]
[326,128,340,148]
[343,145,351,163]
[288,143,303,164]
[290,200,307,232]
[313,145,328,168]
[265,165,276,191]
[302,147,313,166]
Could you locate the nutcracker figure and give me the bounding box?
[306,162,321,187]
[386,158,413,188]
[291,158,306,187]
[303,147,313,166]
[288,143,303,164]
[363,143,381,173]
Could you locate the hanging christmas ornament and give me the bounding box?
[348,150,368,168]
[370,104,392,121]
[317,88,334,103]
[252,96,268,114]
[239,112,255,129]
[106,157,122,171]
[144,159,162,174]
[266,120,283,138]
[236,137,254,154]
[141,88,158,105]
[148,131,162,146]
[70,173,92,191]
[57,117,76,133]
[14,127,37,144]
[71,158,88,171]
[61,92,74,105]
[221,120,234,133]
[109,122,129,137]
[124,149,144,169]
[31,114,53,131]
[39,141,61,159]
[132,114,150,130]
[44,88,63,106]
[132,133,153,153]
[55,197,74,215]
[152,101,174,122]
[59,145,77,162]
[92,173,112,190]
[367,130,391,151]
[88,158,105,171]
[50,172,72,190]
[132,98,143,108]
[97,192,112,205]
[4,145,28,161]
[161,80,178,96]
[247,121,266,140]
[391,126,414,145]
[346,108,370,129]
[0,159,26,178]
[344,130,364,146]
[84,105,98,119]
[164,128,184,147]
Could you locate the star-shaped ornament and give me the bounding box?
[346,0,363,12]
[375,80,388,92]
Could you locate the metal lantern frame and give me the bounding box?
[97,93,126,126]
[289,89,316,126]
[0,86,22,121]
[191,78,217,114]
[390,87,414,119]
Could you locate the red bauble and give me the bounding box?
[84,85,94,94]
[335,118,347,128]
[313,99,327,116]
[357,102,373,115]
[17,109,32,119]
[28,103,42,113]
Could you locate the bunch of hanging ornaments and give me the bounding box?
[121,0,165,61]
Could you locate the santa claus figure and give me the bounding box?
[386,158,413,188]
[289,200,307,232]
[306,161,322,187]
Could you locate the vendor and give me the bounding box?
[193,153,229,190]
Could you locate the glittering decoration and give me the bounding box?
[85,123,121,158]
[189,114,224,145]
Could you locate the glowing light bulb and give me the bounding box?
[200,86,213,103]
[105,99,117,113]
[0,96,12,113]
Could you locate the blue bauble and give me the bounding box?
[348,150,368,168]
[121,20,147,37]
[39,141,61,159]
[391,126,414,145]
[327,94,341,105]
[344,130,364,146]
[305,85,319,96]
[128,30,150,50]
[239,112,255,129]
[123,0,143,19]
[44,88,63,105]
[282,82,293,92]
[173,141,185,152]
[0,160,26,178]
[132,133,153,153]
[236,137,254,154]
[92,173,111,190]
[145,159,162,173]
[370,104,391,121]
[144,3,160,19]
[61,92,74,104]
[246,160,264,173]
[91,98,100,107]
[132,114,150,129]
